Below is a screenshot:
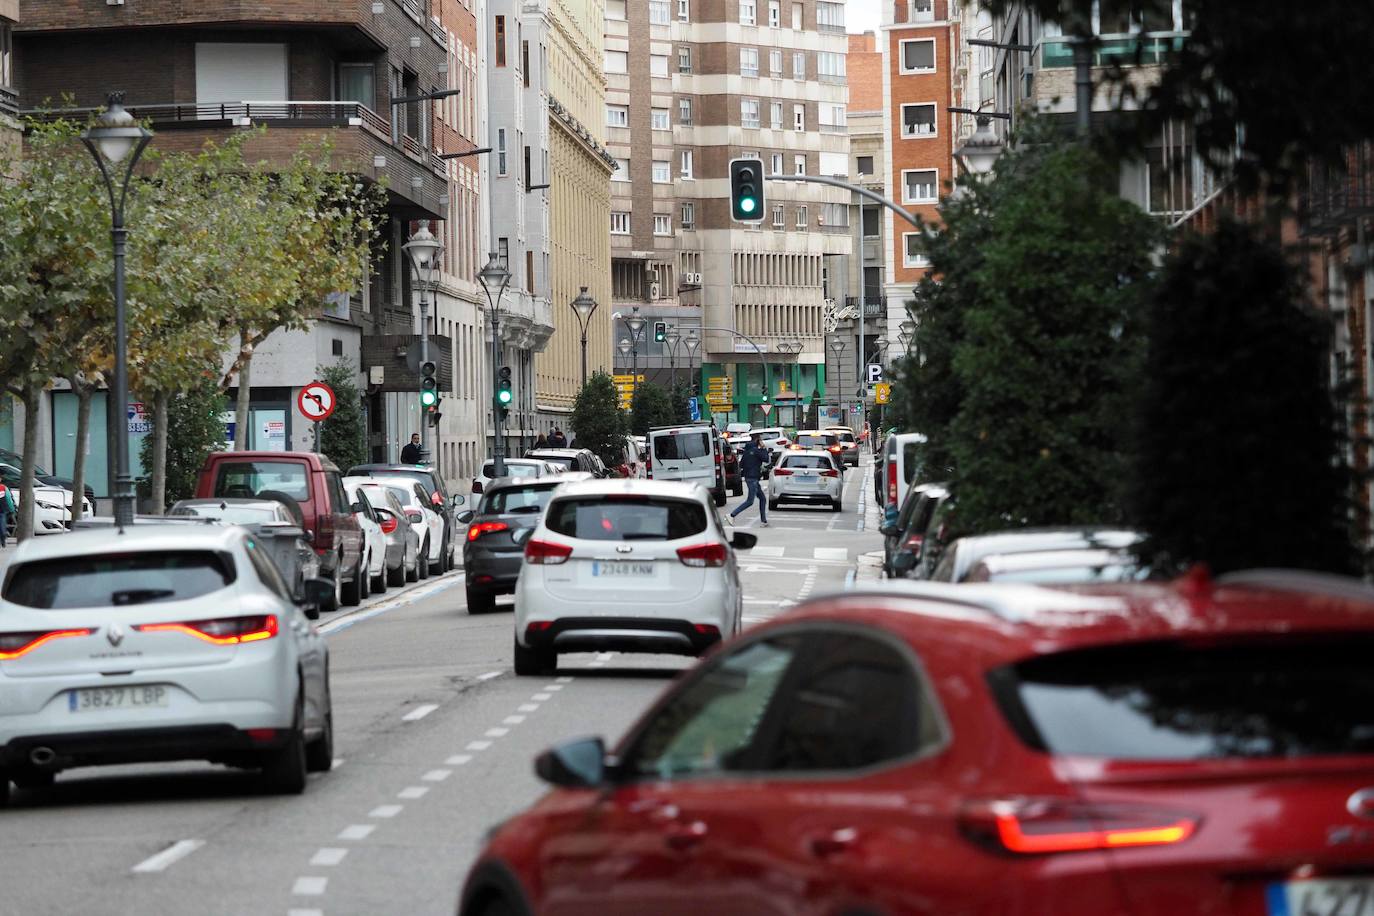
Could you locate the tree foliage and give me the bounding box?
[571,373,628,467]
[1129,220,1361,575]
[318,361,367,473]
[630,382,676,436]
[138,375,226,507]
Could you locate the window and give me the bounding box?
[606,0,626,19]
[857,154,875,176]
[793,104,805,131]
[793,153,806,175]
[739,0,756,25]
[338,63,375,108]
[652,160,671,183]
[678,0,690,21]
[612,157,631,181]
[497,237,509,269]
[770,101,783,129]
[862,206,880,237]
[818,51,846,81]
[904,233,930,267]
[654,214,672,235]
[679,98,693,125]
[678,46,692,73]
[901,103,937,137]
[768,0,781,26]
[766,49,782,77]
[741,97,761,128]
[611,212,631,234]
[817,1,844,30]
[680,149,694,178]
[821,103,847,131]
[769,152,783,175]
[900,38,936,73]
[605,49,628,73]
[549,494,707,541]
[792,2,803,28]
[649,0,671,24]
[6,551,236,609]
[651,107,670,130]
[903,168,939,203]
[771,204,785,228]
[651,54,669,77]
[820,151,847,176]
[494,15,506,67]
[796,205,808,229]
[740,47,759,77]
[681,202,695,229]
[496,128,507,175]
[792,51,805,80]
[910,0,934,21]
[606,104,629,127]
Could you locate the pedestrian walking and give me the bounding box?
[549,427,567,448]
[534,432,549,449]
[861,421,871,449]
[0,483,14,547]
[728,433,769,527]
[400,433,422,464]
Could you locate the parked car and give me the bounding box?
[512,478,755,675]
[767,448,844,511]
[750,426,791,458]
[168,498,321,604]
[645,424,727,507]
[927,528,1144,584]
[342,479,390,597]
[0,449,96,501]
[376,479,446,580]
[965,547,1144,584]
[345,479,419,588]
[881,431,929,525]
[9,482,92,535]
[882,482,949,577]
[464,570,1374,916]
[195,451,365,612]
[473,458,563,496]
[525,448,609,478]
[458,473,593,615]
[790,430,846,469]
[346,463,464,571]
[0,523,334,802]
[907,491,960,580]
[824,425,861,466]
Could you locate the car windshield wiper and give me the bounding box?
[506,505,545,514]
[619,533,667,540]
[111,588,176,605]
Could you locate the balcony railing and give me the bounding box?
[844,297,888,318]
[22,99,392,142]
[0,86,17,120]
[1301,142,1374,237]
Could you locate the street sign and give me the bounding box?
[874,382,892,405]
[867,363,884,383]
[688,397,701,421]
[297,381,337,422]
[760,403,773,416]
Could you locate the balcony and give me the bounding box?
[844,297,887,319]
[1301,143,1374,237]
[0,85,16,120]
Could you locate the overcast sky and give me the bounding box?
[848,0,882,34]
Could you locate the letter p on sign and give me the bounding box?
[866,363,884,384]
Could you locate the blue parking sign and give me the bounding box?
[688,397,700,421]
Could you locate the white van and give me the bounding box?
[882,432,929,525]
[647,424,726,506]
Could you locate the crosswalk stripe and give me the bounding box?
[813,547,849,561]
[751,546,785,557]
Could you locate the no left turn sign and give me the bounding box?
[297,382,337,422]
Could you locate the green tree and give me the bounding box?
[1129,221,1360,575]
[669,383,693,425]
[139,375,226,507]
[571,372,628,467]
[317,361,366,472]
[630,382,676,436]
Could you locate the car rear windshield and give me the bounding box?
[483,462,539,479]
[994,638,1374,760]
[481,485,557,515]
[362,468,438,496]
[546,497,707,541]
[174,505,278,525]
[902,441,925,484]
[797,434,837,448]
[532,454,578,471]
[5,551,237,609]
[653,431,711,461]
[830,431,856,443]
[383,485,416,509]
[782,455,833,469]
[213,461,310,502]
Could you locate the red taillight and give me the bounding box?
[524,539,572,565]
[467,521,510,541]
[430,491,443,507]
[773,468,793,476]
[960,799,1198,855]
[715,451,722,465]
[820,469,839,478]
[246,728,280,743]
[677,542,728,567]
[525,621,553,640]
[693,624,720,639]
[904,533,925,550]
[887,462,898,504]
[472,480,484,493]
[134,615,279,646]
[0,629,93,660]
[379,515,398,535]
[316,512,336,551]
[829,445,842,453]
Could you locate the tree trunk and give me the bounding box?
[150,390,170,515]
[69,378,92,523]
[16,384,39,540]
[234,327,252,451]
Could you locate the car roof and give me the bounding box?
[782,572,1374,669]
[974,547,1136,575]
[779,449,836,459]
[546,478,707,501]
[951,528,1141,565]
[173,498,282,510]
[526,448,584,457]
[349,463,436,474]
[211,450,340,472]
[10,522,246,564]
[485,472,593,493]
[794,429,838,436]
[649,424,711,434]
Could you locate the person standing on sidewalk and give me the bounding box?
[728,433,769,527]
[0,483,14,547]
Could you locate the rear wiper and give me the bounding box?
[506,506,544,514]
[112,588,176,605]
[619,533,666,540]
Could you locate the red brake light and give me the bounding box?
[524,538,572,565]
[820,469,839,478]
[960,799,1198,855]
[693,624,720,639]
[904,533,925,549]
[677,542,728,567]
[472,480,484,493]
[134,615,279,646]
[379,515,398,535]
[887,462,898,504]
[773,468,793,476]
[467,521,510,541]
[0,629,93,660]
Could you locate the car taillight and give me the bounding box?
[715,451,722,465]
[316,511,336,551]
[134,615,279,646]
[904,533,924,550]
[472,480,484,493]
[677,542,728,567]
[525,621,553,640]
[379,515,398,535]
[887,462,898,504]
[959,799,1198,855]
[524,539,572,565]
[693,624,720,639]
[829,445,842,453]
[467,521,510,541]
[430,491,444,507]
[0,629,93,660]
[773,468,793,476]
[820,469,839,478]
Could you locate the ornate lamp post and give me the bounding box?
[479,252,512,477]
[683,330,701,400]
[82,92,153,528]
[664,325,682,390]
[828,338,847,413]
[625,306,646,399]
[569,286,598,388]
[402,222,444,463]
[955,116,1004,176]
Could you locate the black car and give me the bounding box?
[881,482,947,577]
[0,451,96,501]
[346,463,465,572]
[457,473,592,614]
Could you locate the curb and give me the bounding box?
[847,550,885,590]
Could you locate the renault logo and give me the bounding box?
[1347,789,1374,819]
[106,625,125,647]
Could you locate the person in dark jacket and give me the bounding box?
[534,432,549,449]
[401,433,422,464]
[549,428,567,448]
[728,433,769,527]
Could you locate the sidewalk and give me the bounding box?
[849,550,885,590]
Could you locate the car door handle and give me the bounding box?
[808,827,858,858]
[663,819,708,851]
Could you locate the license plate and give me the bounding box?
[591,561,656,578]
[69,685,169,712]
[1268,879,1374,916]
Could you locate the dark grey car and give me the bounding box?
[458,473,592,615]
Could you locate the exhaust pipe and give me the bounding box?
[29,746,56,768]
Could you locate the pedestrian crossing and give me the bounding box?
[741,545,854,561]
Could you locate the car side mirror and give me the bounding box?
[406,510,424,524]
[351,501,366,514]
[879,524,897,537]
[535,736,608,788]
[456,510,475,525]
[302,602,320,621]
[303,577,334,611]
[892,551,917,573]
[511,527,535,546]
[451,494,466,507]
[730,532,758,550]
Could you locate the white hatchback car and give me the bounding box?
[0,523,333,802]
[512,479,755,675]
[767,449,844,512]
[343,479,389,597]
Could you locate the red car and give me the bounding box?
[460,569,1374,915]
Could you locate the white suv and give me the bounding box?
[768,449,844,512]
[512,479,755,675]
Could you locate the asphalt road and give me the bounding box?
[0,458,881,916]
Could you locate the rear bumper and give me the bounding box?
[521,617,721,657]
[0,724,289,771]
[465,551,523,594]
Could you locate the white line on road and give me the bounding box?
[478,670,503,681]
[331,757,344,769]
[398,786,430,799]
[310,848,349,867]
[503,715,526,724]
[814,547,849,561]
[556,676,574,683]
[466,740,493,751]
[750,546,785,557]
[402,704,439,721]
[485,727,509,738]
[369,805,403,818]
[422,769,452,782]
[338,824,375,841]
[292,877,328,896]
[517,704,540,713]
[543,685,564,691]
[131,839,205,874]
[319,574,464,636]
[288,909,323,916]
[532,693,551,701]
[446,754,473,765]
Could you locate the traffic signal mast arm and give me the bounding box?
[767,174,922,229]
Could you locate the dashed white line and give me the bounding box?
[330,757,345,769]
[485,727,509,738]
[131,839,205,874]
[310,848,349,867]
[338,824,375,841]
[292,877,328,896]
[517,704,539,713]
[751,546,785,558]
[288,909,323,916]
[477,670,503,681]
[466,740,493,751]
[503,715,526,724]
[369,804,403,818]
[402,703,439,721]
[543,685,564,691]
[532,693,552,701]
[446,754,473,766]
[398,786,430,799]
[422,769,452,782]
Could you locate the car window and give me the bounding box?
[654,431,711,461]
[545,496,707,541]
[351,487,376,522]
[481,485,557,515]
[624,635,805,780]
[929,547,958,582]
[484,462,540,479]
[901,440,925,485]
[796,434,837,448]
[325,471,349,514]
[213,460,310,502]
[172,504,279,525]
[781,455,832,469]
[244,536,294,601]
[361,468,437,497]
[5,551,237,609]
[385,484,415,508]
[534,454,578,471]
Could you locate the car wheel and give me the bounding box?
[358,553,371,600]
[731,481,743,497]
[417,542,430,580]
[372,563,388,595]
[260,694,308,795]
[441,535,453,573]
[714,491,726,508]
[321,562,342,613]
[389,557,407,587]
[11,768,54,790]
[305,682,334,774]
[470,895,524,916]
[340,555,363,606]
[767,499,779,511]
[406,549,420,583]
[513,637,555,676]
[831,499,843,512]
[467,588,496,615]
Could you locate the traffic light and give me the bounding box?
[419,360,438,408]
[761,386,769,403]
[654,321,667,343]
[729,158,765,223]
[498,366,513,407]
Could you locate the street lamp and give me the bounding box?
[81,91,153,529]
[625,307,647,400]
[402,222,444,464]
[828,338,847,413]
[479,251,512,477]
[955,115,1004,176]
[664,326,682,390]
[775,341,802,427]
[569,286,598,388]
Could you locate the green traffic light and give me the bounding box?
[498,389,513,404]
[740,197,757,214]
[420,390,437,407]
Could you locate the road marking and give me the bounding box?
[466,740,493,751]
[288,909,323,916]
[398,786,430,799]
[503,715,526,724]
[310,848,349,867]
[478,670,503,681]
[320,574,464,636]
[556,676,574,683]
[751,545,785,557]
[402,703,439,721]
[422,769,452,782]
[518,704,540,713]
[369,804,403,818]
[331,757,345,769]
[543,684,564,691]
[292,877,328,896]
[485,727,509,738]
[844,567,857,590]
[532,693,552,701]
[131,839,204,874]
[446,754,473,765]
[814,547,849,561]
[338,824,375,841]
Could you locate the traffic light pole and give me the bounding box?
[418,282,431,464]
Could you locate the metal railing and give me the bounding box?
[1301,142,1374,237]
[0,86,17,119]
[21,99,392,142]
[844,297,887,318]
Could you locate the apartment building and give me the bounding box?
[0,0,16,179]
[17,0,455,491]
[604,0,851,427]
